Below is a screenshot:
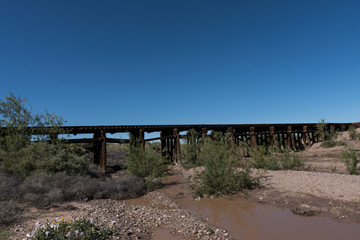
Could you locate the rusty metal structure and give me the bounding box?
[2,122,358,173]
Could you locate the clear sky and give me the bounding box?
[1,0,359,126]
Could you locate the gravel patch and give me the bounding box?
[85,192,233,240]
[13,192,233,240]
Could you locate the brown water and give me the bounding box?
[157,173,360,240]
[152,228,186,240]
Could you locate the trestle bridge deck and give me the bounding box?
[3,123,359,173]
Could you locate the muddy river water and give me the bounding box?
[152,173,360,240]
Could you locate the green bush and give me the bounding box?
[0,142,89,179]
[316,119,340,148]
[340,149,359,175]
[348,125,358,140]
[279,149,303,170]
[193,132,258,197]
[251,147,303,170]
[251,146,279,170]
[0,93,65,152]
[126,143,167,179]
[320,140,346,148]
[0,93,90,179]
[26,217,113,240]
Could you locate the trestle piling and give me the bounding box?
[3,122,356,173]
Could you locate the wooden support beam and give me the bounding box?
[202,127,207,141]
[280,132,286,148]
[129,131,138,152]
[139,128,145,150]
[160,131,166,157]
[210,130,215,139]
[227,127,235,146]
[170,138,174,160]
[287,126,296,150]
[270,126,277,148]
[166,138,169,157]
[161,130,173,158]
[302,126,308,147]
[106,138,130,144]
[294,132,300,149]
[173,128,181,165]
[50,133,58,143]
[93,131,101,165]
[100,130,107,173]
[250,126,257,148]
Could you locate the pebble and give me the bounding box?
[77,192,234,240]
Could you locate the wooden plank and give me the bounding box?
[175,128,181,165]
[63,138,101,143]
[100,130,106,173]
[106,138,130,143]
[93,132,101,165]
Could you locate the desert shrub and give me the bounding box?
[348,125,358,140]
[94,175,145,200]
[0,201,23,226]
[126,143,167,179]
[19,173,145,206]
[251,146,279,170]
[251,147,303,170]
[193,132,258,197]
[340,149,359,175]
[181,129,202,167]
[26,217,113,240]
[0,93,65,152]
[279,149,303,170]
[316,119,337,142]
[0,167,20,201]
[0,93,90,179]
[316,119,341,148]
[320,140,346,148]
[0,142,89,179]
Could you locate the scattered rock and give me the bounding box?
[291,204,321,216]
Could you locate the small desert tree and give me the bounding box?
[193,132,258,197]
[0,93,64,151]
[0,93,89,178]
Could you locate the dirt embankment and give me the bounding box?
[250,129,360,222]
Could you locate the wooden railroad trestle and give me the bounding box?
[4,123,358,173]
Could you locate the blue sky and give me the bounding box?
[1,0,359,126]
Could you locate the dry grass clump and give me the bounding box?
[0,201,23,226]
[0,167,145,208]
[0,167,20,201]
[19,173,145,207]
[0,168,23,226]
[341,149,360,175]
[0,167,145,228]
